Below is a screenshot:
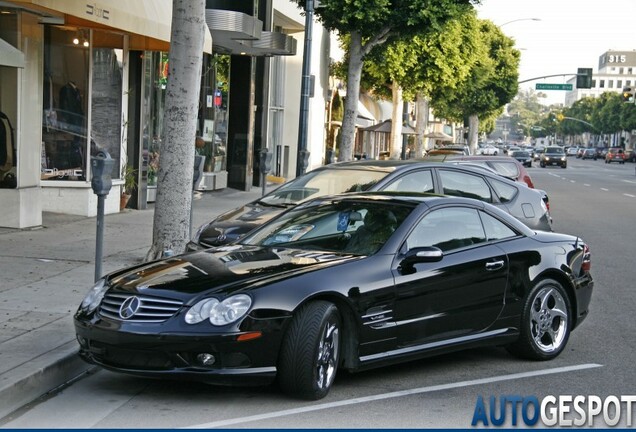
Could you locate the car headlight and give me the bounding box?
[80,279,108,313]
[191,222,211,243]
[185,294,252,326]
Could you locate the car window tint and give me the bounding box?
[438,170,493,203]
[382,170,434,193]
[260,169,388,205]
[479,211,517,241]
[406,207,486,252]
[489,178,518,203]
[487,161,520,178]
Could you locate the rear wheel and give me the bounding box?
[278,301,341,400]
[507,279,571,360]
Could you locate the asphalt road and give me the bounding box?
[3,157,635,429]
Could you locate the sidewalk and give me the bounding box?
[0,187,264,419]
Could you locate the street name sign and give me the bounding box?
[535,83,573,91]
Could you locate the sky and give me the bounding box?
[476,0,636,105]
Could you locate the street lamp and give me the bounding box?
[498,18,541,27]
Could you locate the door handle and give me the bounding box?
[485,260,505,271]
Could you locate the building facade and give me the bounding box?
[565,50,636,106]
[0,0,332,228]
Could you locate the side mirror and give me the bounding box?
[400,247,443,272]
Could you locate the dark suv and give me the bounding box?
[540,146,567,168]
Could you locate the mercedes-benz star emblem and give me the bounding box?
[119,296,141,319]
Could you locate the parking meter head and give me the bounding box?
[259,149,273,175]
[91,151,114,196]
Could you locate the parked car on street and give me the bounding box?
[540,146,567,168]
[508,150,533,167]
[187,160,552,250]
[566,147,579,157]
[74,193,593,400]
[605,147,626,164]
[433,155,536,188]
[479,144,499,155]
[628,149,636,162]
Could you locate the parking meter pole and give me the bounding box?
[90,150,114,282]
[260,149,272,197]
[95,196,105,281]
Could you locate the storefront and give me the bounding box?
[0,0,213,228]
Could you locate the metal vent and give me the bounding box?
[99,292,183,323]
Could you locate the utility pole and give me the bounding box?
[296,0,314,177]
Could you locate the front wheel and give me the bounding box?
[507,279,571,361]
[278,301,341,400]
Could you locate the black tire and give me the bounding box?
[278,301,341,400]
[540,162,545,168]
[507,279,571,361]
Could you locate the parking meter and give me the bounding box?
[91,151,114,196]
[325,149,335,165]
[259,149,272,175]
[193,154,205,190]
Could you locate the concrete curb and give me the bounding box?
[0,341,93,419]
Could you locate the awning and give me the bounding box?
[205,9,296,56]
[10,0,213,53]
[424,131,453,141]
[363,119,416,134]
[0,37,24,68]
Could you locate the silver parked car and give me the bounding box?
[188,160,552,250]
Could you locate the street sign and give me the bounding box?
[535,83,573,91]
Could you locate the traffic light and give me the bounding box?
[622,86,635,103]
[576,68,593,89]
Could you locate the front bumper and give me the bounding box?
[74,317,286,386]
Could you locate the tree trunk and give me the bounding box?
[339,33,364,162]
[468,114,479,154]
[145,0,205,261]
[390,82,403,159]
[415,92,430,157]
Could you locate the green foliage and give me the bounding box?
[359,9,481,101]
[430,19,520,123]
[292,0,477,39]
[121,164,137,195]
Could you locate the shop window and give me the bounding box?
[41,26,90,181]
[196,53,227,173]
[0,12,18,189]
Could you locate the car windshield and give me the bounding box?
[510,151,529,157]
[258,168,389,207]
[545,147,564,155]
[241,200,413,256]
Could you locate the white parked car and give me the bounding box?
[479,144,499,155]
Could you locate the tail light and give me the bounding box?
[581,244,591,272]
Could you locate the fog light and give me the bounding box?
[197,353,216,366]
[76,335,88,348]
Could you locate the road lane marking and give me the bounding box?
[624,194,635,198]
[622,180,636,184]
[584,184,591,187]
[185,363,603,429]
[601,188,609,191]
[570,180,575,183]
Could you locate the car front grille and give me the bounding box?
[99,292,183,323]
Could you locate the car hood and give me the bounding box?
[196,203,287,247]
[105,245,359,300]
